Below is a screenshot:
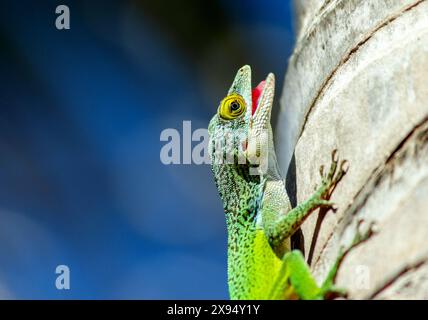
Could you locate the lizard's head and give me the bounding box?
[208,65,275,176]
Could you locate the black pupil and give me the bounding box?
[230,101,240,112]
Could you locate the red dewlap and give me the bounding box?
[252,81,265,115]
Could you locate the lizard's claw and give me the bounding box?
[327,149,339,181]
[319,149,348,199]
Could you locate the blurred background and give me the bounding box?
[0,0,295,299]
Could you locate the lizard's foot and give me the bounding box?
[349,219,377,250]
[335,219,377,272]
[320,219,376,300]
[319,149,349,200]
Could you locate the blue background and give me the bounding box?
[0,0,295,299]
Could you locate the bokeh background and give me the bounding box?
[0,0,295,299]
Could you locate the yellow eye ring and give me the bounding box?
[218,94,246,120]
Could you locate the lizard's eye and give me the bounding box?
[218,94,246,120]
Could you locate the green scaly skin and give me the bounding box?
[208,65,372,300]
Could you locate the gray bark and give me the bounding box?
[277,0,428,299]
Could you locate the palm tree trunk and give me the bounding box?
[277,0,428,299]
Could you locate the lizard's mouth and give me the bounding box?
[242,80,266,152]
[244,71,274,172]
[251,80,266,116]
[249,71,274,123]
[222,65,274,170]
[226,65,273,120]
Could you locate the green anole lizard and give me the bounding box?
[208,65,373,300]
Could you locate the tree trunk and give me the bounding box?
[277,0,428,299]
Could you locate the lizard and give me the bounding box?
[208,65,373,300]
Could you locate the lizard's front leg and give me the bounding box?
[265,149,348,249]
